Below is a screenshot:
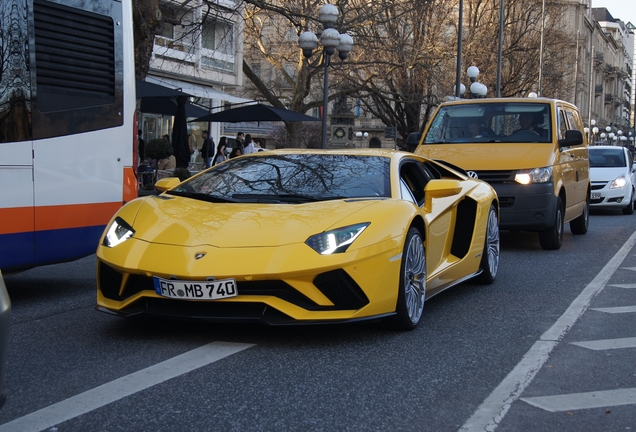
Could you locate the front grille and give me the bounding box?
[313,270,369,310]
[472,170,516,183]
[98,263,368,311]
[499,196,515,208]
[591,183,607,190]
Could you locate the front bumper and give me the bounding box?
[590,182,629,209]
[96,237,403,324]
[490,182,556,231]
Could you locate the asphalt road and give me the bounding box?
[1,209,635,432]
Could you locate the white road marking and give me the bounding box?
[591,305,636,314]
[0,341,254,432]
[570,337,636,350]
[521,388,636,412]
[460,229,636,432]
[607,283,636,289]
[620,266,636,272]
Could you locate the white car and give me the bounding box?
[589,146,636,214]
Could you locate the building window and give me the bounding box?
[202,20,234,55]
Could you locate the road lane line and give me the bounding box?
[607,283,636,289]
[0,341,254,432]
[460,229,636,432]
[521,388,636,412]
[620,266,636,272]
[570,337,636,350]
[591,305,636,313]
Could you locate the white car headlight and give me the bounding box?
[610,175,627,189]
[103,217,135,248]
[306,223,369,255]
[515,167,553,184]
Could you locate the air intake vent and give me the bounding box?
[33,0,115,111]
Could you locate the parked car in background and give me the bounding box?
[96,149,499,331]
[589,146,636,214]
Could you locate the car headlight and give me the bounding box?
[610,175,627,189]
[306,223,369,255]
[515,167,553,184]
[102,217,135,248]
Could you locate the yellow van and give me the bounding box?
[410,97,590,250]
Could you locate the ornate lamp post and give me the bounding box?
[355,131,368,148]
[298,5,354,149]
[467,66,488,98]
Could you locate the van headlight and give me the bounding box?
[515,167,553,184]
[103,217,135,247]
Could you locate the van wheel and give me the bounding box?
[539,197,564,250]
[475,205,499,284]
[570,193,590,234]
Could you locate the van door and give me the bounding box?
[555,107,577,220]
[563,108,589,217]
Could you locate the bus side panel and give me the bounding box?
[32,201,124,266]
[0,145,35,271]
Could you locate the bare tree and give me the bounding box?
[132,0,576,146]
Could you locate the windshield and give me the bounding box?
[168,154,391,203]
[423,102,552,144]
[589,148,626,168]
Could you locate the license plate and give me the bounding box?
[591,193,601,200]
[153,277,238,300]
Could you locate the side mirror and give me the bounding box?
[401,132,421,152]
[423,179,463,212]
[558,130,583,148]
[154,177,181,192]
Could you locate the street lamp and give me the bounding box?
[466,66,487,98]
[592,126,599,144]
[298,4,354,149]
[355,131,368,147]
[600,132,607,143]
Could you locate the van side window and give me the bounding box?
[557,110,568,140]
[565,110,582,134]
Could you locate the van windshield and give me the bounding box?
[423,102,552,144]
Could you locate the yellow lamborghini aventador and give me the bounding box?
[96,149,499,330]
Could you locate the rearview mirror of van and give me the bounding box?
[558,130,583,148]
[402,132,421,152]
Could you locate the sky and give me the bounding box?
[592,0,636,26]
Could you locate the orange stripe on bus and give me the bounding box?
[35,202,123,231]
[0,202,124,235]
[0,207,35,235]
[123,166,138,204]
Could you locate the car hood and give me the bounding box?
[415,143,556,170]
[130,195,380,247]
[590,167,628,182]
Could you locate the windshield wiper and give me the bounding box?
[166,190,237,203]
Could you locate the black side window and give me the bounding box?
[400,162,431,207]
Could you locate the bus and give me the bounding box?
[0,0,137,273]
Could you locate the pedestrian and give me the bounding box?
[212,137,228,166]
[163,134,170,142]
[201,130,214,168]
[229,146,243,159]
[243,134,256,154]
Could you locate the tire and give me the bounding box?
[570,193,590,234]
[622,189,634,215]
[475,205,500,284]
[539,197,564,250]
[386,227,426,331]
